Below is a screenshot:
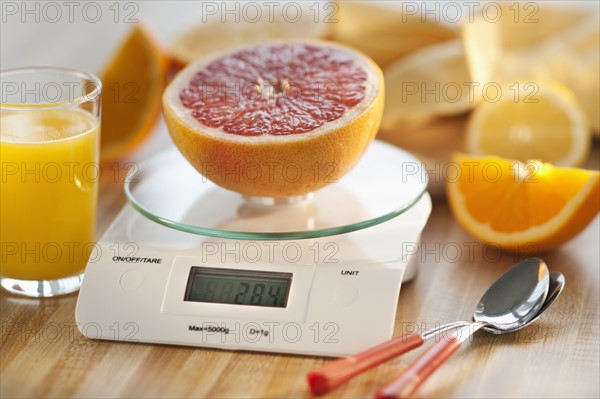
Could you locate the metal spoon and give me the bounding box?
[307,258,553,396]
[375,259,554,399]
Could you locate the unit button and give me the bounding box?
[119,269,144,291]
[333,283,358,307]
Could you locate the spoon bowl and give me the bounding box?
[475,257,550,332]
[484,271,565,334]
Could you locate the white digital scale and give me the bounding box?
[76,140,431,357]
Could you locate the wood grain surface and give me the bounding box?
[2,136,599,398]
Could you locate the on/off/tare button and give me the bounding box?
[119,269,144,291]
[333,283,358,307]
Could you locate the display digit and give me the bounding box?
[250,284,265,305]
[220,281,234,302]
[234,282,249,304]
[205,280,218,301]
[268,285,282,306]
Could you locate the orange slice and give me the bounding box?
[448,153,599,253]
[466,80,590,167]
[100,24,169,163]
[163,40,384,198]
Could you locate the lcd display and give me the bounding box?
[184,267,292,308]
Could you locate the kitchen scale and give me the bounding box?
[76,140,431,357]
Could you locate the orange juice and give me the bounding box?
[1,108,99,281]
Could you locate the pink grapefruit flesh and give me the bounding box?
[163,41,384,197]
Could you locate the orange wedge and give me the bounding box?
[100,24,169,163]
[448,153,599,253]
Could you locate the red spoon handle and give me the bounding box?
[375,337,463,399]
[307,333,425,396]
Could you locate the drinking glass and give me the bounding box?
[1,67,101,297]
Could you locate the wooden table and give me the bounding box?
[2,133,599,398]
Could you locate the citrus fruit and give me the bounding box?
[466,80,591,167]
[462,6,599,134]
[332,1,457,68]
[170,4,330,66]
[447,153,600,253]
[530,16,600,135]
[381,39,473,129]
[163,40,384,198]
[462,4,587,82]
[100,24,169,163]
[497,4,588,51]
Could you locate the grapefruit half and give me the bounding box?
[163,41,384,197]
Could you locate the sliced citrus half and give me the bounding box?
[462,6,599,135]
[448,153,600,253]
[100,24,169,163]
[332,1,457,68]
[170,4,330,66]
[461,4,588,82]
[381,39,473,129]
[532,16,600,135]
[163,40,384,197]
[466,80,591,167]
[497,4,588,51]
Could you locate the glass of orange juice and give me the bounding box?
[1,67,101,297]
